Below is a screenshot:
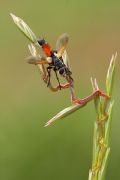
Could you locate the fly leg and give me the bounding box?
[43,67,70,92]
[54,70,61,90]
[70,78,109,105]
[47,66,52,87]
[59,76,73,90]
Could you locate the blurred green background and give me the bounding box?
[0,0,120,179]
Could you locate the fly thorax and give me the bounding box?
[52,56,63,68]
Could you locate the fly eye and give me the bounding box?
[59,68,65,75]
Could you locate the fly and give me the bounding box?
[28,34,73,89]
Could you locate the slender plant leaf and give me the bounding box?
[105,101,114,145]
[98,148,110,180]
[91,78,102,118]
[28,43,37,56]
[106,53,117,96]
[92,122,99,167]
[44,103,85,127]
[10,13,38,44]
[89,54,116,180]
[88,170,92,180]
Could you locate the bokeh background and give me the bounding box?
[0,0,120,179]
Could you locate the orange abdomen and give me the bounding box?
[42,44,53,57]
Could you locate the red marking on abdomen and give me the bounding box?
[42,43,53,56]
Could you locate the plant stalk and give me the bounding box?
[88,54,116,180]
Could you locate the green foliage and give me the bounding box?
[89,54,117,180]
[106,54,117,96]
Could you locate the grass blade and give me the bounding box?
[45,104,84,127]
[10,13,37,44]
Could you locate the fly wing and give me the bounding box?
[56,33,71,69]
[56,33,69,57]
[26,56,48,64]
[56,33,69,51]
[62,50,71,70]
[28,44,47,76]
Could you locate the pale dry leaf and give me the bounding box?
[44,103,84,127]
